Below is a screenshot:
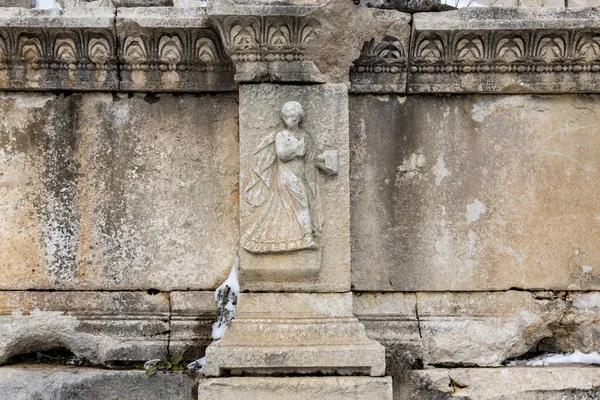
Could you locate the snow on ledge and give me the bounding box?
[34,0,62,9]
[508,351,600,367]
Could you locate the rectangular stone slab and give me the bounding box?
[0,92,239,291]
[0,366,199,400]
[350,93,600,291]
[198,377,393,400]
[238,84,350,292]
[406,367,600,399]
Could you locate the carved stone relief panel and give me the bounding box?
[239,84,350,292]
[241,101,339,254]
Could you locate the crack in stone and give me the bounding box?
[414,292,422,339]
[165,291,173,355]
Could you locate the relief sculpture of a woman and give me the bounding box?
[241,101,337,254]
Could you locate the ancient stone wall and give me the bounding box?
[1,1,600,399]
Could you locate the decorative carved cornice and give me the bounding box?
[209,14,325,83]
[0,8,236,92]
[3,7,600,92]
[350,35,408,93]
[117,28,234,92]
[407,8,600,93]
[116,7,235,92]
[0,9,118,90]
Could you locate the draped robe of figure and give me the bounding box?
[241,127,322,254]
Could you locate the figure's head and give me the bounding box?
[281,101,304,128]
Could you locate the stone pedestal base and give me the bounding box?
[204,292,386,377]
[197,377,393,400]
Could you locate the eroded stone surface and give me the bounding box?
[550,292,600,354]
[351,94,600,291]
[0,92,238,291]
[198,376,393,400]
[0,0,34,6]
[355,291,569,367]
[568,0,599,5]
[0,365,198,400]
[402,367,600,399]
[0,291,170,365]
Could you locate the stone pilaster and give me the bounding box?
[202,2,390,396]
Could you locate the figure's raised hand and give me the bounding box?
[315,149,338,176]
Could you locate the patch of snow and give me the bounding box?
[35,0,62,9]
[583,265,593,274]
[187,357,205,373]
[211,256,239,340]
[174,0,207,6]
[507,351,600,367]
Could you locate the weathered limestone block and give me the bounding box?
[409,8,600,93]
[239,84,350,292]
[169,291,216,359]
[477,0,565,5]
[351,94,600,291]
[113,0,174,6]
[0,366,198,400]
[0,92,239,291]
[355,291,567,367]
[403,367,600,399]
[0,291,170,366]
[0,8,118,90]
[416,292,566,366]
[355,0,442,13]
[116,7,235,92]
[349,12,411,93]
[353,292,422,357]
[550,292,600,353]
[0,0,34,7]
[306,0,412,86]
[568,0,599,5]
[198,377,393,400]
[204,293,386,377]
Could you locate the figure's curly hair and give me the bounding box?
[281,101,304,120]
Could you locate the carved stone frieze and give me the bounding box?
[408,8,600,93]
[210,15,325,83]
[0,8,235,92]
[350,35,408,93]
[116,8,235,92]
[0,8,118,90]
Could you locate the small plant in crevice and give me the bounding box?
[144,354,186,376]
